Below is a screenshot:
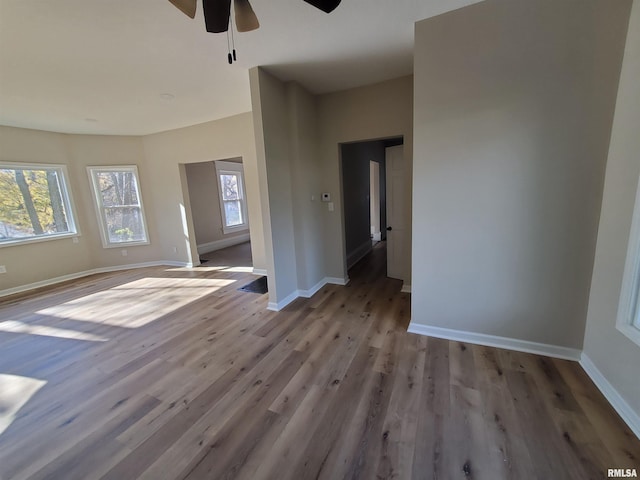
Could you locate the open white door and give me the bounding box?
[386,145,405,280]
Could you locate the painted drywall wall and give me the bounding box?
[184,160,248,250]
[65,134,164,268]
[250,70,411,301]
[249,68,299,304]
[0,126,164,290]
[0,126,94,289]
[287,83,326,292]
[1,112,265,293]
[318,76,413,285]
[583,0,640,418]
[412,0,631,348]
[251,69,340,301]
[142,112,265,271]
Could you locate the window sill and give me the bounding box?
[616,323,640,348]
[0,232,80,248]
[101,240,151,249]
[222,225,249,235]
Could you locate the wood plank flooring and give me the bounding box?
[0,241,638,479]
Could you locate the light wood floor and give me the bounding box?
[0,242,638,479]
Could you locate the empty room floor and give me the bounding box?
[0,243,638,479]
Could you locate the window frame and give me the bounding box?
[0,162,79,248]
[87,165,150,248]
[616,174,640,347]
[214,160,249,234]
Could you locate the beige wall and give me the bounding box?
[0,127,164,290]
[250,70,413,305]
[250,68,299,304]
[66,134,164,268]
[318,76,413,285]
[0,127,93,289]
[287,83,326,291]
[411,0,631,348]
[142,112,264,270]
[583,0,640,417]
[0,111,265,293]
[184,159,248,249]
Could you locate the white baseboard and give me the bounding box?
[267,276,351,311]
[347,240,373,269]
[325,276,350,286]
[298,278,328,298]
[267,290,299,312]
[580,353,640,439]
[0,261,191,298]
[407,323,581,361]
[197,233,250,255]
[252,268,267,276]
[401,284,412,293]
[297,276,349,297]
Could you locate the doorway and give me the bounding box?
[183,158,253,269]
[340,137,404,280]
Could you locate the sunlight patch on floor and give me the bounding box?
[0,374,47,436]
[35,277,236,328]
[0,320,108,342]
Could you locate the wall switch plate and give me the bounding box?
[72,237,79,244]
[321,192,331,202]
[328,202,335,212]
[0,265,6,274]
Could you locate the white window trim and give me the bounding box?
[214,160,249,235]
[0,162,80,248]
[87,165,150,248]
[616,174,640,347]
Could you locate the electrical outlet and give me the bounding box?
[0,265,6,274]
[72,237,79,244]
[328,202,335,212]
[121,249,128,257]
[172,246,178,254]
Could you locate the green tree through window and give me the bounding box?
[0,165,76,243]
[88,166,149,247]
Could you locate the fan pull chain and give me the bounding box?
[226,28,233,64]
[230,17,237,62]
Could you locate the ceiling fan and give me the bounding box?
[168,0,342,34]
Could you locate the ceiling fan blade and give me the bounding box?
[302,0,341,14]
[203,0,232,33]
[168,0,197,18]
[234,0,259,32]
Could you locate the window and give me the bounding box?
[215,161,249,234]
[0,163,78,245]
[87,166,149,247]
[617,174,640,346]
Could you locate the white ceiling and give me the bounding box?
[0,0,481,136]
